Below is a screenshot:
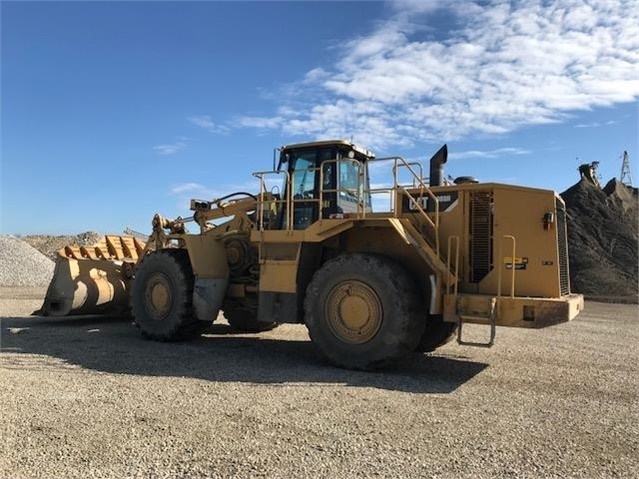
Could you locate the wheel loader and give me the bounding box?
[37,140,584,370]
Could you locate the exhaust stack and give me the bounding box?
[429,144,448,187]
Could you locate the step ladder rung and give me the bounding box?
[457,297,497,348]
[459,315,492,323]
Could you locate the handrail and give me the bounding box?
[497,235,517,317]
[390,157,427,190]
[397,186,440,256]
[398,187,437,229]
[446,235,460,294]
[290,166,323,230]
[400,180,440,220]
[368,155,440,217]
[252,170,291,231]
[394,161,424,188]
[367,186,395,212]
[252,155,442,249]
[390,159,440,245]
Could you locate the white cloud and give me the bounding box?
[449,147,531,160]
[237,0,639,149]
[188,115,230,134]
[235,116,283,129]
[171,182,208,194]
[574,120,618,128]
[153,141,186,155]
[303,68,330,83]
[169,180,280,202]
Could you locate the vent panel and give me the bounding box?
[556,201,570,295]
[469,191,493,283]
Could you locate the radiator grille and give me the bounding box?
[469,191,493,283]
[556,200,570,295]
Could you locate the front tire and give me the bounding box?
[132,249,211,341]
[415,315,457,352]
[304,254,426,370]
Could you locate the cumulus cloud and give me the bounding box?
[239,0,639,149]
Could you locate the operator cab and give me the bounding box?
[277,140,374,229]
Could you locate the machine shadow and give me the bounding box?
[1,315,487,394]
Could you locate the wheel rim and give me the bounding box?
[325,280,382,344]
[145,273,173,320]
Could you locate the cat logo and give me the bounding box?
[408,191,459,213]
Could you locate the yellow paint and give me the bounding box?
[181,234,229,279]
[503,257,527,264]
[260,261,297,293]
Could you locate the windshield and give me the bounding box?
[284,147,336,198]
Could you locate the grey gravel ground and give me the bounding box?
[1,289,638,479]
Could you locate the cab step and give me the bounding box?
[457,297,496,348]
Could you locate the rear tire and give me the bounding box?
[132,249,211,341]
[304,254,426,370]
[415,314,457,352]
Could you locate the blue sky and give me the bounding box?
[1,0,638,235]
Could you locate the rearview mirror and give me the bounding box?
[276,151,289,172]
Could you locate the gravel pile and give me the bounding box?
[561,178,638,302]
[0,236,55,287]
[21,231,102,260]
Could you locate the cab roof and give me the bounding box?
[280,139,375,159]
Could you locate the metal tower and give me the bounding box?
[620,150,633,186]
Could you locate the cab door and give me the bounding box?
[280,147,338,229]
[290,154,317,229]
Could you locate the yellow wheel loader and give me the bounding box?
[37,140,584,370]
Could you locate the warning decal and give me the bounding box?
[504,257,528,270]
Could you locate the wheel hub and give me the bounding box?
[326,280,382,344]
[145,273,173,319]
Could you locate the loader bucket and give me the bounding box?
[34,235,146,317]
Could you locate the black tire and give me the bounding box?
[415,314,457,352]
[131,249,211,341]
[223,300,278,333]
[304,254,426,370]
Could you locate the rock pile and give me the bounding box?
[0,236,55,287]
[21,231,102,260]
[561,178,638,302]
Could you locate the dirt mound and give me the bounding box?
[561,178,638,302]
[20,231,103,260]
[0,236,55,287]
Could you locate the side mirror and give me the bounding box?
[276,152,289,172]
